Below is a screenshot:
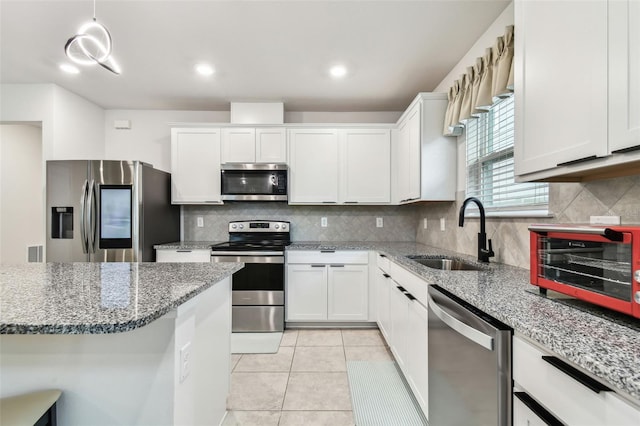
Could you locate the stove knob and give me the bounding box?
[239,224,244,229]
[635,290,640,304]
[282,224,287,230]
[231,224,237,229]
[274,224,280,230]
[635,270,640,283]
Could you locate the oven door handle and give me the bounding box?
[210,251,284,256]
[528,225,624,242]
[211,255,284,264]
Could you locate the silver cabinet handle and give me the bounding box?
[428,296,494,351]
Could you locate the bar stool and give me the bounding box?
[0,389,62,426]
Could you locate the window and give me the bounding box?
[465,95,548,215]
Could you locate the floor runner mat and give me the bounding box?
[346,360,427,426]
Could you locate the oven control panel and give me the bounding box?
[229,221,289,232]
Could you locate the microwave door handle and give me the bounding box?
[80,180,89,254]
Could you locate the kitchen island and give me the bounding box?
[0,261,242,425]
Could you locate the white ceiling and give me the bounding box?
[0,0,510,111]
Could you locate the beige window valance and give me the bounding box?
[443,25,514,136]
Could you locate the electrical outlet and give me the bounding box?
[423,218,428,229]
[180,342,191,383]
[321,217,328,228]
[376,217,384,228]
[196,216,204,227]
[440,218,446,231]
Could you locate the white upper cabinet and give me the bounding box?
[515,0,640,180]
[288,127,392,205]
[608,0,640,153]
[340,129,391,204]
[221,127,286,164]
[256,128,287,163]
[170,127,222,204]
[288,128,340,204]
[221,128,256,163]
[392,94,456,203]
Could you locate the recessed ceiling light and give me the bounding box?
[59,63,80,74]
[329,65,348,78]
[195,63,214,76]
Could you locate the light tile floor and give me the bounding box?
[224,328,392,426]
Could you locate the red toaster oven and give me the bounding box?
[529,224,640,318]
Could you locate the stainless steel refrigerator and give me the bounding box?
[46,160,180,262]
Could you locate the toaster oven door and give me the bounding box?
[536,235,633,302]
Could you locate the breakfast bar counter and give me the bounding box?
[0,261,242,425]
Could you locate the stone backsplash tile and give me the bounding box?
[416,175,640,269]
[183,203,419,242]
[182,175,639,270]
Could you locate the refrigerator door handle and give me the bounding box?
[80,180,89,254]
[428,295,494,351]
[87,179,97,253]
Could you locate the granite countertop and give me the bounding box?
[288,241,640,402]
[0,262,242,334]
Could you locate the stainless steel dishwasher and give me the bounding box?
[428,285,513,426]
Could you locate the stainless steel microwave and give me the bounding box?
[220,164,288,201]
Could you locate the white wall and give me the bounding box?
[432,1,514,192]
[0,124,43,263]
[52,85,105,159]
[0,84,105,160]
[104,110,228,172]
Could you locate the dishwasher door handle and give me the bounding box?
[428,296,494,351]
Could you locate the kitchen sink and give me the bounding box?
[406,255,484,271]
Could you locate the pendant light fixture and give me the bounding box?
[64,0,120,75]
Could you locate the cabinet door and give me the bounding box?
[375,270,391,340]
[286,264,328,321]
[406,298,428,418]
[340,129,391,204]
[256,128,287,163]
[170,128,221,204]
[394,106,420,203]
[514,0,608,176]
[388,281,409,369]
[327,264,369,321]
[221,128,256,163]
[288,129,339,203]
[608,0,640,153]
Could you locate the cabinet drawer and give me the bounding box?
[513,337,608,425]
[156,249,211,263]
[388,262,427,307]
[376,252,390,273]
[287,250,369,265]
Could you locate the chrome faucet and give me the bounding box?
[459,197,495,263]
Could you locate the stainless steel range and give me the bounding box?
[210,220,290,332]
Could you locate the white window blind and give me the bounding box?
[466,95,548,214]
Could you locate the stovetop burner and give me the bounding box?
[211,220,291,252]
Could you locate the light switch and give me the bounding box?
[376,217,384,228]
[321,217,328,227]
[196,216,204,227]
[440,218,446,231]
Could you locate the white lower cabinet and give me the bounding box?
[375,269,391,339]
[285,264,328,321]
[375,254,429,418]
[286,251,369,322]
[513,336,640,425]
[156,249,211,263]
